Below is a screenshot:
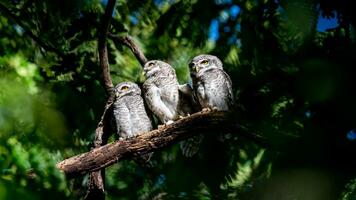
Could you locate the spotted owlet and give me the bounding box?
[180,54,234,157]
[189,54,234,111]
[143,60,184,124]
[113,82,153,164]
[113,82,153,139]
[143,60,200,158]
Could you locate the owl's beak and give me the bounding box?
[115,92,120,98]
[193,66,200,73]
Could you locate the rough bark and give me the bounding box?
[98,0,116,96]
[85,0,117,199]
[57,111,239,177]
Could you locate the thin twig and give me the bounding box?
[109,33,148,66]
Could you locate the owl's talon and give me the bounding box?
[165,120,174,125]
[202,108,211,112]
[158,120,174,129]
[178,115,185,119]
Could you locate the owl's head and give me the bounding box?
[114,82,141,99]
[143,60,174,78]
[188,54,223,77]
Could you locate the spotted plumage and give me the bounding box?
[142,60,182,124]
[180,54,234,157]
[113,82,152,139]
[189,54,234,111]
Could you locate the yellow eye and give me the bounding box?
[121,86,129,91]
[200,60,209,65]
[148,63,154,68]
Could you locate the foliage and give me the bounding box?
[340,178,356,200]
[1,0,356,199]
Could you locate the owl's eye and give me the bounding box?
[148,63,154,68]
[200,60,209,65]
[121,86,129,91]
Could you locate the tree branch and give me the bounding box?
[109,33,148,66]
[98,0,116,96]
[86,0,117,199]
[0,3,65,57]
[57,111,238,177]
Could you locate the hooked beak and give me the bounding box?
[192,65,199,73]
[115,91,120,98]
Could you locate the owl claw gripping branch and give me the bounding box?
[113,54,234,158]
[112,82,153,163]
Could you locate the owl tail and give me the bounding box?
[179,135,204,157]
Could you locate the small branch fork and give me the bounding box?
[109,33,148,66]
[84,1,152,199]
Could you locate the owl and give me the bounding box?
[142,60,181,124]
[189,54,234,111]
[142,60,199,157]
[180,54,234,157]
[113,82,152,139]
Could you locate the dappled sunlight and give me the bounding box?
[221,149,266,190]
[1,0,355,199]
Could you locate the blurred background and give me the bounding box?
[1,0,356,199]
